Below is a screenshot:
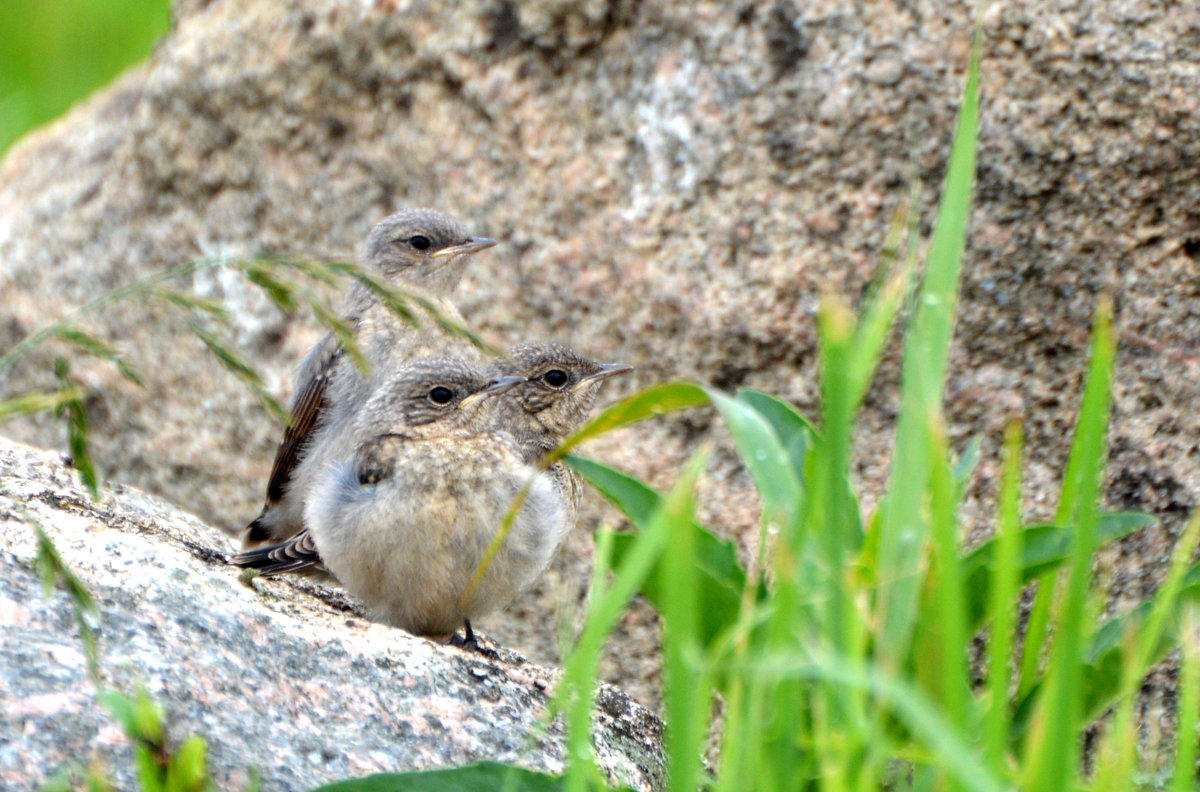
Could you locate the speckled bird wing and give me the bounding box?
[263,333,343,506]
[230,529,324,576]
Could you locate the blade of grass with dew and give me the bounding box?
[1171,607,1200,792]
[558,449,709,792]
[1023,296,1114,792]
[876,28,981,668]
[50,326,145,388]
[984,419,1023,776]
[708,388,803,538]
[734,388,817,482]
[566,454,751,649]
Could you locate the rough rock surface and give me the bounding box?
[1,0,1198,709]
[0,437,663,792]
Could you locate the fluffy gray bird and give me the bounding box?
[241,209,497,550]
[232,357,569,644]
[485,342,633,523]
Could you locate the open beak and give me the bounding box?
[431,236,499,259]
[573,363,633,391]
[459,375,525,409]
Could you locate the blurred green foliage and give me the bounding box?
[0,0,170,155]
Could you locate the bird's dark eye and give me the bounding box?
[409,235,431,250]
[542,369,569,388]
[428,386,454,405]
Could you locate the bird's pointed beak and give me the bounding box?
[431,237,499,259]
[459,375,525,409]
[574,363,634,390]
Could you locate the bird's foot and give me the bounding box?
[448,620,500,659]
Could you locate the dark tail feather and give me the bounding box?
[229,530,322,576]
[242,513,272,545]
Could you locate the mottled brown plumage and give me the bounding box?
[486,342,632,524]
[232,358,570,643]
[241,209,496,550]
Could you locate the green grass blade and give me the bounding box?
[660,448,709,792]
[925,419,970,761]
[185,320,289,424]
[1024,297,1115,792]
[0,387,85,422]
[50,326,146,388]
[876,28,981,668]
[737,651,1008,792]
[1077,510,1200,729]
[150,286,231,320]
[550,382,713,463]
[243,264,301,312]
[1172,608,1200,792]
[984,419,1023,776]
[808,296,867,735]
[305,297,369,376]
[557,450,708,792]
[53,357,99,500]
[848,257,915,412]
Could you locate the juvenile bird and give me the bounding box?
[232,358,569,644]
[485,342,633,522]
[241,209,497,549]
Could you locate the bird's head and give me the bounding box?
[363,208,497,293]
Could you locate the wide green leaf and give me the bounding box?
[567,454,750,649]
[734,389,816,480]
[961,512,1155,627]
[310,762,614,792]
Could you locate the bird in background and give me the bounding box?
[486,342,633,524]
[232,357,570,645]
[240,209,497,550]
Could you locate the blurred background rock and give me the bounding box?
[2,0,1198,711]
